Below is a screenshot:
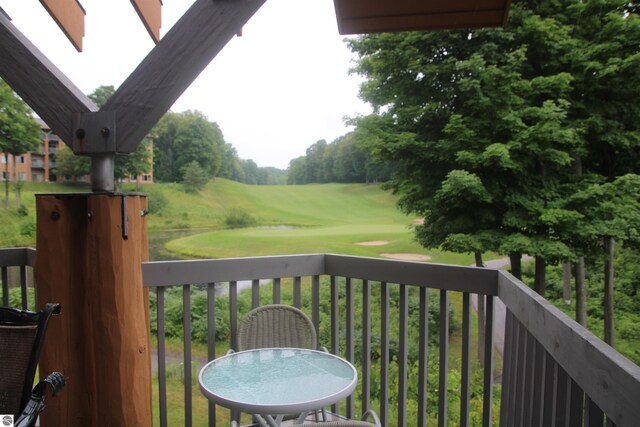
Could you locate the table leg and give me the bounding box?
[295,412,310,424]
[253,414,270,427]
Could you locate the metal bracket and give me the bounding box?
[121,195,128,240]
[72,111,116,154]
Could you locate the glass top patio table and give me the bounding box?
[198,348,357,417]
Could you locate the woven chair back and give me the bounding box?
[0,304,61,417]
[238,304,317,351]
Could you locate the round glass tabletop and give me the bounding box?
[199,348,357,414]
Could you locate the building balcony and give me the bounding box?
[31,158,45,169]
[1,247,639,426]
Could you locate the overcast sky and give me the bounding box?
[0,0,372,169]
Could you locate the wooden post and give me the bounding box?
[34,193,151,426]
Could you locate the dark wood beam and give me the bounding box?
[103,0,266,153]
[333,0,511,34]
[0,12,96,144]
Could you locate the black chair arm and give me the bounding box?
[15,372,65,427]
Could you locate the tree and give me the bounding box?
[152,110,225,182]
[304,140,327,183]
[0,80,42,208]
[348,0,640,344]
[55,144,91,178]
[181,160,208,193]
[115,139,152,190]
[348,25,579,295]
[88,85,115,107]
[287,156,307,184]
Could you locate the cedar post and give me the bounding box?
[34,193,151,426]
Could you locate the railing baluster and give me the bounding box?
[460,292,471,427]
[569,379,584,427]
[230,281,238,351]
[514,322,527,426]
[346,277,355,419]
[251,279,260,309]
[482,295,494,427]
[293,276,301,308]
[419,287,430,427]
[2,266,8,306]
[543,353,558,427]
[556,365,570,426]
[312,275,320,338]
[398,284,409,427]
[500,310,515,425]
[229,280,240,424]
[20,265,27,309]
[330,275,339,416]
[438,289,449,427]
[585,396,605,426]
[156,287,168,427]
[523,329,535,425]
[531,339,546,427]
[183,284,192,427]
[380,281,390,426]
[207,282,216,427]
[362,279,371,416]
[273,277,281,304]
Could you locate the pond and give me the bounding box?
[148,228,211,261]
[148,228,269,294]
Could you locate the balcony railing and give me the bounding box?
[2,248,640,426]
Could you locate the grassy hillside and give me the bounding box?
[1,179,477,264]
[145,179,412,230]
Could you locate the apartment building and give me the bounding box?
[0,118,153,184]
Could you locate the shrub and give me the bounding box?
[224,208,256,229]
[147,189,168,215]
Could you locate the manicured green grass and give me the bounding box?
[3,179,483,264]
[145,179,416,231]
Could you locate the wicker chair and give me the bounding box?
[236,304,317,351]
[292,410,382,427]
[0,303,65,427]
[231,304,323,424]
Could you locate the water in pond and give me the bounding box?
[148,228,210,261]
[148,228,269,294]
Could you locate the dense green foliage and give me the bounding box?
[525,244,640,365]
[347,0,640,343]
[152,110,225,182]
[0,79,42,209]
[287,134,392,184]
[151,110,286,185]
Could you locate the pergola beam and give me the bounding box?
[104,0,266,154]
[0,11,96,144]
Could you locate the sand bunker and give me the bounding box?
[355,240,389,246]
[380,253,432,261]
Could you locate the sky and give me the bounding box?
[0,0,373,169]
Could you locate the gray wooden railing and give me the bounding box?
[0,247,36,309]
[1,247,639,426]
